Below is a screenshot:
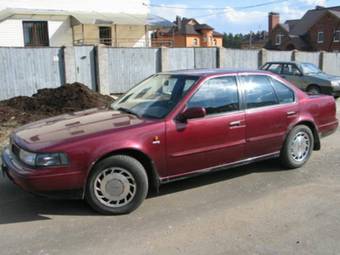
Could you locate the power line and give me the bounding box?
[194,0,289,19]
[143,0,289,11]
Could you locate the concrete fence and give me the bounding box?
[1,46,340,100]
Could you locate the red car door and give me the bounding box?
[165,75,246,178]
[240,74,299,158]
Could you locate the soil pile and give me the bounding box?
[0,83,114,125]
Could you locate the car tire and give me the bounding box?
[280,125,314,169]
[307,85,321,95]
[86,155,148,215]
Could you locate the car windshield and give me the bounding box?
[300,63,322,74]
[111,74,199,119]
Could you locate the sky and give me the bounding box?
[149,0,340,34]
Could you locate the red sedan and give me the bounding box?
[2,69,338,214]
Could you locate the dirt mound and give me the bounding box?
[0,83,114,126]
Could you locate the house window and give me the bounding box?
[193,38,199,46]
[99,27,112,46]
[275,34,282,45]
[317,31,324,43]
[23,21,49,47]
[213,39,217,46]
[334,30,340,42]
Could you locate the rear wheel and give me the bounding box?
[280,125,314,169]
[86,155,148,215]
[307,85,320,95]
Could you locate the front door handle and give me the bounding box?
[229,120,241,127]
[287,111,297,116]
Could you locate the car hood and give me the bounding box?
[308,72,340,81]
[13,108,146,150]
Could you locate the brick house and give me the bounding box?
[266,6,340,52]
[151,16,223,48]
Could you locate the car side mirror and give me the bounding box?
[293,70,303,76]
[177,107,206,122]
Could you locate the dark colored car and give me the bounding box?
[260,61,340,97]
[2,69,338,214]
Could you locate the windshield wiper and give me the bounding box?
[117,107,140,118]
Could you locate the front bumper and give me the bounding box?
[331,86,340,97]
[1,147,84,199]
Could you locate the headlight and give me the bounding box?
[19,148,68,167]
[19,149,36,166]
[36,153,69,167]
[331,81,340,87]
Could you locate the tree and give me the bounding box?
[222,33,244,49]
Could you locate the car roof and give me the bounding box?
[159,68,269,77]
[264,61,302,65]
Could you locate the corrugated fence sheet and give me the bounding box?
[266,50,292,62]
[1,47,340,99]
[166,48,195,71]
[322,52,340,76]
[194,48,217,69]
[294,51,320,67]
[221,49,260,69]
[0,47,64,100]
[107,48,160,93]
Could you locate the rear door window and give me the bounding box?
[267,63,282,74]
[270,78,295,104]
[242,75,278,109]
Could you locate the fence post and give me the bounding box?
[63,46,76,84]
[291,50,298,61]
[319,51,325,70]
[160,47,169,71]
[258,48,267,67]
[217,47,225,68]
[96,46,110,95]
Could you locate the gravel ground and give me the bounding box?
[0,100,339,255]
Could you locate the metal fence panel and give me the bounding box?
[0,47,64,100]
[322,52,340,76]
[167,48,195,71]
[294,52,320,67]
[107,48,160,93]
[2,47,340,100]
[194,48,217,68]
[221,49,260,69]
[266,50,292,62]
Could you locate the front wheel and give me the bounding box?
[280,125,314,169]
[86,155,148,215]
[307,85,320,95]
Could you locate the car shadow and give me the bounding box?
[0,159,287,225]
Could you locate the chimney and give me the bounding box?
[176,16,182,30]
[315,5,325,10]
[268,12,280,36]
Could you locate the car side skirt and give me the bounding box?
[160,151,280,184]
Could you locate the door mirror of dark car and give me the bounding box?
[293,70,302,76]
[177,107,206,121]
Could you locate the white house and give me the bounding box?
[0,0,173,47]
